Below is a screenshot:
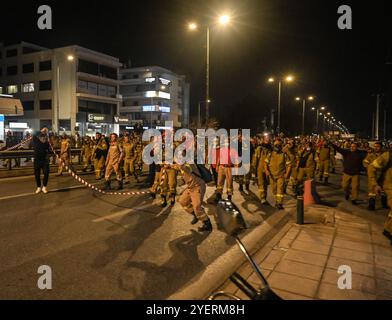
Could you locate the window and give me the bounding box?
[40,100,52,110]
[22,83,35,93]
[6,48,18,57]
[99,65,117,80]
[22,63,34,73]
[39,60,52,71]
[0,87,3,94]
[78,59,99,75]
[22,101,34,111]
[39,80,52,91]
[23,47,39,54]
[6,65,18,76]
[7,85,18,94]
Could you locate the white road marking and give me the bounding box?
[92,203,154,222]
[0,183,99,201]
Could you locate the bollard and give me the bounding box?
[296,195,304,225]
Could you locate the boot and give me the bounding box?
[368,198,376,211]
[104,180,111,191]
[381,195,389,209]
[275,203,284,210]
[245,184,250,191]
[161,195,167,208]
[170,193,176,206]
[117,179,123,190]
[228,194,232,201]
[198,219,213,232]
[239,184,244,192]
[215,192,222,203]
[344,191,350,200]
[324,177,329,184]
[191,212,198,225]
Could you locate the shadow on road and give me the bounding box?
[118,230,210,299]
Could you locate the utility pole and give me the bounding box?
[384,109,387,140]
[375,94,380,140]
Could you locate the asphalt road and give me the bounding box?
[0,165,388,300]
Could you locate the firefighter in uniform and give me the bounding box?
[254,135,272,204]
[92,132,108,180]
[81,136,94,172]
[363,141,386,211]
[368,150,392,245]
[160,138,179,207]
[316,140,334,184]
[284,139,298,194]
[295,142,316,195]
[56,133,71,176]
[174,163,212,232]
[238,134,255,192]
[135,138,143,174]
[265,139,292,209]
[215,138,237,202]
[122,135,139,184]
[104,133,124,190]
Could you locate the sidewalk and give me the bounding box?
[214,205,392,300]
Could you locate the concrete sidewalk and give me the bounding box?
[213,205,392,300]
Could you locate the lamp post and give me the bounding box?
[295,96,314,135]
[268,75,294,133]
[54,53,75,133]
[188,14,231,126]
[197,100,211,128]
[312,105,325,134]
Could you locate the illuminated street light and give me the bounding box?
[295,95,316,135]
[268,74,295,133]
[187,14,231,125]
[67,55,75,61]
[218,15,231,25]
[188,22,197,30]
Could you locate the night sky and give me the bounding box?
[1,0,391,137]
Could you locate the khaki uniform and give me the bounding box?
[317,146,334,179]
[105,141,123,181]
[342,174,360,201]
[177,164,209,222]
[123,141,137,182]
[254,144,271,201]
[160,166,178,202]
[57,138,71,174]
[93,138,107,179]
[285,147,298,191]
[368,151,392,235]
[81,140,93,171]
[363,151,383,199]
[296,150,316,186]
[265,151,292,205]
[150,166,162,194]
[135,141,143,172]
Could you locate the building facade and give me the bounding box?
[119,66,190,130]
[0,42,122,136]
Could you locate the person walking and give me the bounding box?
[332,141,367,205]
[33,128,51,194]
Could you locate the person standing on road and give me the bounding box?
[104,133,124,191]
[92,132,108,180]
[33,128,51,194]
[56,133,71,176]
[332,142,367,205]
[363,142,386,211]
[368,150,392,246]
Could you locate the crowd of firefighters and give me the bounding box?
[1,128,392,240]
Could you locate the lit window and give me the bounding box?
[145,91,157,98]
[159,78,171,86]
[143,105,156,112]
[158,91,170,99]
[22,83,35,93]
[159,106,170,113]
[145,77,155,83]
[7,85,18,94]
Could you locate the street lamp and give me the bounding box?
[268,75,294,133]
[55,53,75,133]
[188,14,231,126]
[197,100,211,128]
[295,96,315,135]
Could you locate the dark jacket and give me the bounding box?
[32,131,51,161]
[332,144,367,175]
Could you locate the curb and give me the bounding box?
[167,209,291,300]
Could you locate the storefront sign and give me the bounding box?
[87,113,111,123]
[9,122,29,129]
[114,115,131,124]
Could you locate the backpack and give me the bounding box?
[194,164,213,183]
